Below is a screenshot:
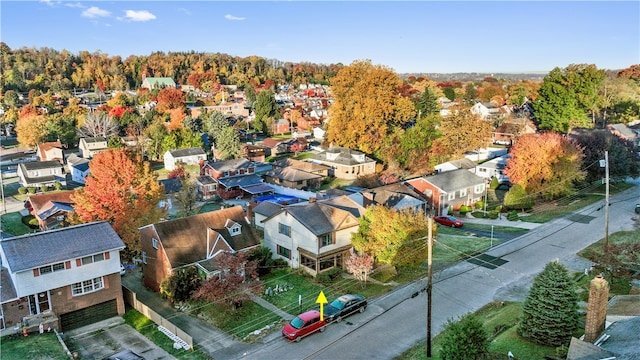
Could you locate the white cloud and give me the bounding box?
[124,10,157,22]
[224,14,245,21]
[65,2,85,9]
[82,6,111,18]
[177,7,191,16]
[40,0,55,7]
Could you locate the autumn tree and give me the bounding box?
[46,113,77,146]
[345,252,374,285]
[155,87,185,113]
[70,148,165,256]
[575,130,639,182]
[16,114,48,147]
[519,261,579,347]
[431,106,493,160]
[78,111,119,138]
[326,60,415,160]
[351,207,431,266]
[193,252,262,310]
[505,132,585,199]
[394,114,440,172]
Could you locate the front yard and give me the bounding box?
[0,332,68,360]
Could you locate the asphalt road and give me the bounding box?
[234,184,639,360]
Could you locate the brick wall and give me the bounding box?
[584,275,609,343]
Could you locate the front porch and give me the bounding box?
[297,244,352,277]
[0,310,58,337]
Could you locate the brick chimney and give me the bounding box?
[584,274,609,343]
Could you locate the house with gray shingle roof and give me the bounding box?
[198,159,273,200]
[0,222,126,333]
[405,169,485,216]
[311,146,376,180]
[17,160,66,188]
[66,153,91,184]
[259,195,365,277]
[163,147,207,171]
[138,206,261,292]
[354,182,429,213]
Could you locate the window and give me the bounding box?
[152,238,158,249]
[230,226,240,235]
[142,251,147,264]
[277,245,291,259]
[448,192,455,201]
[320,234,334,247]
[475,184,484,194]
[39,262,65,275]
[71,277,104,296]
[81,253,105,265]
[460,188,467,197]
[278,223,291,237]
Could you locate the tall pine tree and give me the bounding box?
[518,260,579,347]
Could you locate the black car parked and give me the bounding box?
[324,294,367,323]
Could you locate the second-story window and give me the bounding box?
[320,234,334,247]
[39,262,65,275]
[152,238,158,249]
[448,192,455,201]
[460,188,467,197]
[279,223,291,237]
[81,253,105,265]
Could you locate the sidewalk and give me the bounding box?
[462,215,541,230]
[249,294,294,321]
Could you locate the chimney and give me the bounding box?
[584,274,609,343]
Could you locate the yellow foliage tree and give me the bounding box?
[326,60,415,159]
[16,114,49,147]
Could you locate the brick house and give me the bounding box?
[405,169,485,216]
[138,206,261,292]
[0,222,125,333]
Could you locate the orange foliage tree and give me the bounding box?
[70,148,165,255]
[155,88,185,113]
[504,132,585,199]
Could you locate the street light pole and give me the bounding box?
[604,151,610,251]
[426,217,433,358]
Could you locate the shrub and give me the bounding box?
[18,187,27,194]
[487,210,499,219]
[489,177,499,190]
[459,205,473,215]
[40,185,48,193]
[474,200,485,210]
[53,182,63,190]
[507,210,519,221]
[504,184,534,211]
[317,268,342,284]
[22,215,39,229]
[27,187,37,194]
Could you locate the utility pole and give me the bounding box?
[426,217,433,358]
[604,150,610,251]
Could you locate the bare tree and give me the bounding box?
[78,111,119,138]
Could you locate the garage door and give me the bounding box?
[60,299,117,331]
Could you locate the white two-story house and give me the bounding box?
[17,160,66,189]
[255,196,365,277]
[0,222,125,333]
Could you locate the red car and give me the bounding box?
[434,215,464,228]
[282,310,327,342]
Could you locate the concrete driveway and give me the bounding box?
[65,317,174,359]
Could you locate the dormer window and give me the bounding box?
[225,219,242,236]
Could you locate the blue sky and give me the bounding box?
[2,1,638,74]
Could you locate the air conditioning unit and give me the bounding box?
[56,215,65,221]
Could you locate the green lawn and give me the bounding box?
[189,300,284,341]
[396,302,557,360]
[0,332,68,360]
[197,202,222,214]
[0,211,33,236]
[122,308,211,359]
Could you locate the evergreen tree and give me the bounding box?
[416,87,439,117]
[440,313,488,360]
[254,90,279,126]
[518,261,579,347]
[160,266,202,303]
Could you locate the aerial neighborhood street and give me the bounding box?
[1,1,640,360]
